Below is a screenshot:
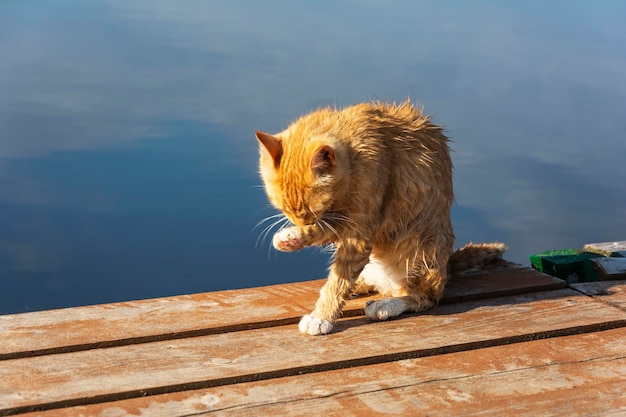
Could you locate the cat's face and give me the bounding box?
[256,131,341,227]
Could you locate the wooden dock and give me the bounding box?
[2,261,626,416]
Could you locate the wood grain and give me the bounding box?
[571,281,626,311]
[2,288,625,415]
[584,240,626,257]
[1,262,561,359]
[591,257,626,280]
[20,328,626,416]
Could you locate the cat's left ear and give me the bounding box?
[311,145,336,175]
[256,131,283,167]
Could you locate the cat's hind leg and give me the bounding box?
[361,256,441,321]
[352,275,377,295]
[359,256,416,320]
[364,294,434,321]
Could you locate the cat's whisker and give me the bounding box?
[265,216,293,258]
[255,214,288,249]
[320,243,336,255]
[252,213,286,232]
[253,213,284,246]
[326,211,357,224]
[322,212,358,236]
[256,222,278,249]
[276,216,292,232]
[319,218,341,242]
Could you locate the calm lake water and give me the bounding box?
[1,1,625,314]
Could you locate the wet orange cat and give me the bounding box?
[256,99,506,335]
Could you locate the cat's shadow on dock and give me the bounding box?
[327,264,591,336]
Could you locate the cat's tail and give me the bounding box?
[447,242,508,276]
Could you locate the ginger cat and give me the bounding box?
[256,99,506,335]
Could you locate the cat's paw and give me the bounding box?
[273,227,304,252]
[298,314,334,335]
[364,298,407,321]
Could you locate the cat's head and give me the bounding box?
[256,129,346,227]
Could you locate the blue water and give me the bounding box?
[1,1,625,314]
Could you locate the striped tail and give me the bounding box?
[448,242,508,276]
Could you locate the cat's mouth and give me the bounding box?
[290,207,344,230]
[288,214,316,228]
[291,209,327,227]
[292,215,325,228]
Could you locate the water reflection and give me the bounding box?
[1,1,625,313]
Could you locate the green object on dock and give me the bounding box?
[530,249,604,283]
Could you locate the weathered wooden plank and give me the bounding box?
[0,262,561,359]
[589,257,626,280]
[442,262,564,303]
[2,288,625,415]
[22,328,626,417]
[571,281,626,311]
[584,240,626,257]
[0,279,328,359]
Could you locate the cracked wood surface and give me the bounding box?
[2,263,625,416]
[24,328,626,417]
[571,281,626,311]
[0,261,561,359]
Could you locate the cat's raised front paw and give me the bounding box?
[364,298,408,321]
[298,314,334,335]
[273,228,304,252]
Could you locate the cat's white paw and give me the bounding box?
[273,227,304,252]
[364,298,408,321]
[298,314,334,335]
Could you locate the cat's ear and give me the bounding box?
[311,145,336,175]
[256,131,283,167]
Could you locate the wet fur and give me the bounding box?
[256,100,506,335]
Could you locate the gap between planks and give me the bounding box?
[40,328,625,417]
[3,287,626,416]
[570,280,626,312]
[1,262,564,361]
[4,320,626,417]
